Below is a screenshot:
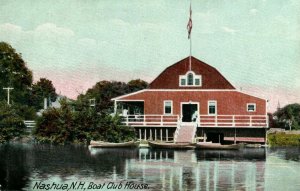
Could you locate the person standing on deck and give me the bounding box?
[192,110,198,122]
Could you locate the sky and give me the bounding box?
[0,0,299,112]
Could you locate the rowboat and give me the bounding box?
[245,144,262,148]
[89,140,139,148]
[148,141,195,149]
[196,142,240,150]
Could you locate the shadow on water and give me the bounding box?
[140,148,267,162]
[0,143,137,190]
[195,148,267,161]
[0,144,31,190]
[268,147,300,162]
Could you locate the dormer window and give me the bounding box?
[179,71,202,87]
[187,73,193,85]
[181,78,186,86]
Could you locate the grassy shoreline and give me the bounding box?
[268,132,300,146]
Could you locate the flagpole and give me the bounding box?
[189,0,192,71]
[189,27,192,71]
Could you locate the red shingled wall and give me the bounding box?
[118,90,266,115]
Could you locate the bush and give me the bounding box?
[0,101,26,143]
[14,104,37,120]
[34,99,136,144]
[268,132,300,146]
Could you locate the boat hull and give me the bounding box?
[89,140,139,148]
[245,144,262,148]
[148,141,195,149]
[196,143,240,150]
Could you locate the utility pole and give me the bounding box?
[3,87,14,105]
[288,119,292,131]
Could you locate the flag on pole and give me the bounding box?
[187,3,192,39]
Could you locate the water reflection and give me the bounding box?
[0,144,31,190]
[0,144,300,191]
[196,148,266,161]
[268,147,300,162]
[135,149,266,190]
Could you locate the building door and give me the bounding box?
[181,103,198,122]
[206,133,224,144]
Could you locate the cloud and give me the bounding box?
[195,11,215,22]
[194,11,217,34]
[111,19,131,27]
[0,23,26,42]
[221,26,237,34]
[77,38,97,48]
[0,22,75,45]
[249,9,258,15]
[0,22,74,37]
[34,23,75,38]
[0,23,22,33]
[193,12,239,35]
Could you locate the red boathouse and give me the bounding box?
[112,56,268,144]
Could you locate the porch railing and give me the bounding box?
[121,114,268,128]
[122,114,179,127]
[199,115,268,127]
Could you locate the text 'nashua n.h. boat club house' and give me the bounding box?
[112,56,268,144]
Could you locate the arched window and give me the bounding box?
[187,73,193,85]
[179,71,202,87]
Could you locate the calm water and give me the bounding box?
[0,144,300,191]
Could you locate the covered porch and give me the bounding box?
[114,100,179,127]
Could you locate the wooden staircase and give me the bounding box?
[24,120,36,134]
[174,123,197,143]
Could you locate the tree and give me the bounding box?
[0,101,26,143]
[31,78,57,110]
[34,99,136,144]
[0,42,33,105]
[127,79,148,92]
[77,81,127,112]
[273,103,300,130]
[78,79,148,112]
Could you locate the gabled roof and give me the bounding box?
[149,56,235,89]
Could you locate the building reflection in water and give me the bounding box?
[123,148,267,191]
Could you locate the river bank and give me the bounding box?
[268,131,300,146]
[3,129,300,147]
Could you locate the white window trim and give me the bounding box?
[247,103,256,112]
[164,100,173,115]
[194,76,202,86]
[208,100,217,115]
[179,71,202,87]
[179,75,186,86]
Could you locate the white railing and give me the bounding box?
[24,120,36,133]
[199,115,268,127]
[121,114,268,128]
[122,114,179,127]
[24,120,36,128]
